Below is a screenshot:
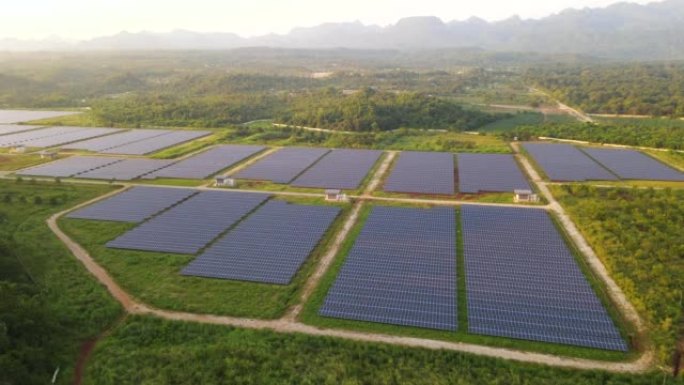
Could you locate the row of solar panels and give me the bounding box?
[319,205,627,351]
[0,123,210,154]
[232,147,383,190]
[0,109,79,124]
[67,187,341,285]
[16,145,265,180]
[523,143,684,182]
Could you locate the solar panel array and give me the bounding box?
[67,187,197,223]
[457,153,531,193]
[292,149,383,189]
[522,143,618,182]
[383,151,455,195]
[582,148,684,181]
[461,205,627,351]
[0,126,120,148]
[0,110,79,124]
[0,125,42,136]
[146,145,266,179]
[233,147,330,183]
[63,129,171,152]
[320,206,457,331]
[107,191,268,254]
[182,200,340,284]
[75,158,176,180]
[99,130,210,155]
[16,156,124,178]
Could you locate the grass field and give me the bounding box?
[593,116,684,129]
[478,112,545,131]
[59,197,352,319]
[0,180,122,385]
[299,203,631,362]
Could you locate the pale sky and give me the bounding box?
[0,0,660,40]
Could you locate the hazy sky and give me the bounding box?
[0,0,659,40]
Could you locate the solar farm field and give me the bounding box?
[75,158,176,180]
[457,153,531,193]
[0,109,79,124]
[16,155,125,178]
[0,124,43,135]
[62,129,173,152]
[59,192,351,318]
[522,143,617,182]
[145,145,266,179]
[233,147,330,183]
[98,130,211,155]
[581,148,684,181]
[291,149,383,190]
[0,126,121,148]
[383,151,455,195]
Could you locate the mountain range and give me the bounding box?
[2,0,684,59]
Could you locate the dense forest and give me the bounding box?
[528,63,684,117]
[553,186,684,364]
[0,181,121,385]
[501,122,684,150]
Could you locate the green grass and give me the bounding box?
[643,150,684,171]
[299,203,630,362]
[0,180,122,385]
[82,316,683,385]
[59,198,351,319]
[593,116,684,130]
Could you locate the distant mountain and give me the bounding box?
[2,0,684,59]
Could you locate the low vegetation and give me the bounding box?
[82,316,683,385]
[552,185,684,364]
[0,180,122,385]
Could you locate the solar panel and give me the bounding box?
[320,206,457,331]
[232,147,330,183]
[63,129,173,152]
[106,191,269,254]
[383,151,455,195]
[75,158,176,180]
[461,205,627,351]
[182,200,341,284]
[67,187,197,222]
[291,149,383,189]
[15,156,125,178]
[0,126,117,148]
[457,153,531,193]
[522,143,618,182]
[0,110,79,124]
[145,145,266,179]
[99,130,211,155]
[582,148,684,181]
[0,125,42,136]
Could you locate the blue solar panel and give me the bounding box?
[457,153,531,193]
[461,205,627,351]
[63,129,172,152]
[99,130,211,155]
[146,145,266,179]
[582,148,684,181]
[0,125,42,136]
[182,200,340,284]
[67,187,197,222]
[291,149,383,189]
[0,110,79,124]
[522,143,618,182]
[384,151,455,195]
[233,147,330,183]
[76,158,176,180]
[320,206,457,331]
[16,156,125,177]
[0,126,121,148]
[106,191,269,254]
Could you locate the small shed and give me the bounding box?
[514,189,539,203]
[325,189,347,202]
[215,176,236,187]
[39,150,58,160]
[10,144,26,154]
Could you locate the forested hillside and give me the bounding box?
[528,63,684,117]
